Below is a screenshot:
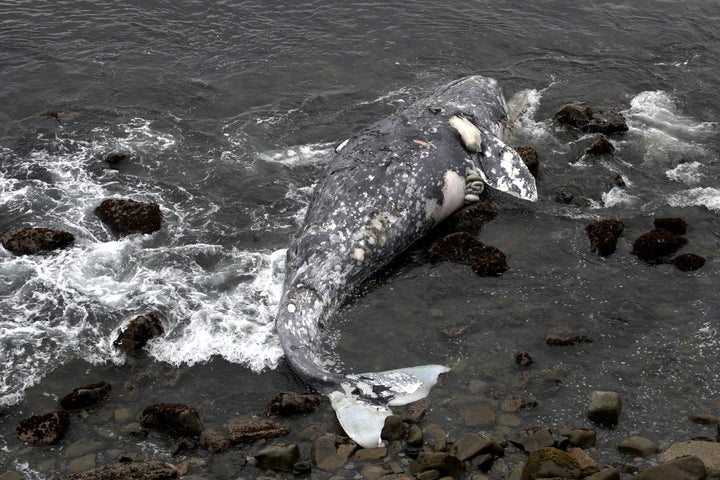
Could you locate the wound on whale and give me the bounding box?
[275,75,538,448]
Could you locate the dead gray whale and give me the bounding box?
[276,76,537,448]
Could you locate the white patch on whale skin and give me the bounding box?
[449,115,482,153]
[425,170,465,222]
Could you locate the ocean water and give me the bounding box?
[0,1,718,478]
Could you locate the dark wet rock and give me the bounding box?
[632,228,687,262]
[569,447,601,477]
[673,253,706,272]
[266,391,324,416]
[586,136,615,155]
[612,173,627,188]
[558,428,597,448]
[428,231,508,276]
[631,455,706,480]
[515,351,534,367]
[114,313,164,351]
[60,382,111,410]
[95,198,162,235]
[56,460,177,480]
[690,413,719,425]
[618,436,659,458]
[105,151,129,165]
[520,446,582,480]
[555,189,576,204]
[555,100,628,134]
[515,146,540,178]
[0,472,24,480]
[510,427,554,453]
[139,403,202,437]
[587,467,621,480]
[449,433,503,462]
[588,391,622,426]
[198,428,229,453]
[393,398,430,424]
[439,202,497,236]
[660,441,720,478]
[42,110,78,122]
[227,416,290,443]
[254,442,300,472]
[16,409,71,445]
[381,415,404,441]
[409,452,464,477]
[355,447,388,462]
[310,433,357,472]
[586,219,625,256]
[406,423,424,446]
[654,217,687,235]
[2,227,74,255]
[546,333,593,346]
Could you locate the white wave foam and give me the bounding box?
[0,120,301,405]
[597,186,638,209]
[667,187,720,212]
[624,91,717,167]
[258,142,335,166]
[665,161,704,185]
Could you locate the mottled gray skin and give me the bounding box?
[277,76,513,394]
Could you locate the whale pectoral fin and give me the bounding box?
[328,365,450,448]
[477,133,538,202]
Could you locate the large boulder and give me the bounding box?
[2,227,74,255]
[16,410,71,445]
[631,455,706,480]
[659,441,720,478]
[587,391,622,425]
[521,447,582,480]
[139,403,203,437]
[95,198,162,235]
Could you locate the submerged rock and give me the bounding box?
[16,410,71,446]
[95,198,162,235]
[618,436,659,458]
[139,403,203,437]
[632,228,687,262]
[654,217,687,235]
[266,391,324,416]
[254,442,300,472]
[672,253,705,272]
[2,226,74,255]
[227,416,290,443]
[586,219,624,256]
[60,382,111,410]
[428,231,508,276]
[587,391,622,426]
[56,460,177,480]
[409,452,464,477]
[114,313,164,351]
[310,433,357,472]
[558,428,597,448]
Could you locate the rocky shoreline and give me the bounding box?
[6,371,720,480]
[2,100,714,479]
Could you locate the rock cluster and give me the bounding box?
[555,100,629,134]
[632,217,705,270]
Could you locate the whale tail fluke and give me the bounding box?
[327,365,450,448]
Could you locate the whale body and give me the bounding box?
[275,76,537,448]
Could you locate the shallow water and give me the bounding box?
[1,0,719,478]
